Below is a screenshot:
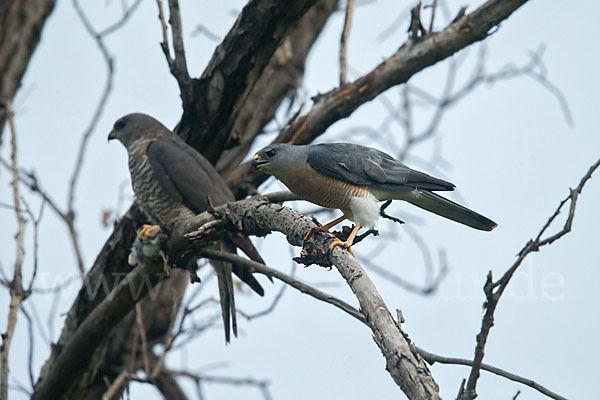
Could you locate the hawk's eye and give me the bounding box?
[114,120,127,130]
[266,149,276,157]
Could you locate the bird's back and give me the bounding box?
[128,137,194,225]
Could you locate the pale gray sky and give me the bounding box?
[1,1,598,399]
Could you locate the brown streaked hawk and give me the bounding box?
[109,113,265,342]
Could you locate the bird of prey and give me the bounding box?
[253,143,496,254]
[109,113,265,342]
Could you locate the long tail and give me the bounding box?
[405,190,497,231]
[212,241,237,343]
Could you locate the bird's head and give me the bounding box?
[252,143,305,177]
[108,113,167,149]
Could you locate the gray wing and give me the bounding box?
[147,136,266,295]
[147,136,231,214]
[306,143,455,191]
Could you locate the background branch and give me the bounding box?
[459,157,600,400]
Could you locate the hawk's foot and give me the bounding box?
[138,224,161,241]
[329,237,355,257]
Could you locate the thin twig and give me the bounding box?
[460,156,600,399]
[415,346,567,400]
[339,0,355,85]
[68,0,123,276]
[429,0,438,32]
[98,0,144,37]
[1,103,27,400]
[155,0,192,102]
[239,251,297,320]
[173,370,272,400]
[101,370,129,400]
[19,308,36,390]
[200,249,366,323]
[22,197,45,295]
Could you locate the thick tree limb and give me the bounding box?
[31,250,169,400]
[0,0,56,145]
[171,197,441,399]
[33,205,145,397]
[218,0,338,182]
[175,0,320,163]
[33,193,441,399]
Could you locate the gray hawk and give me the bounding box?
[109,113,265,342]
[252,143,496,254]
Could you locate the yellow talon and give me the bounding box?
[304,225,330,241]
[329,237,355,257]
[328,223,361,257]
[304,215,349,241]
[137,224,161,240]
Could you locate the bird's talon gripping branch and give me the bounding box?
[304,225,329,241]
[137,224,161,241]
[304,214,348,242]
[329,237,355,257]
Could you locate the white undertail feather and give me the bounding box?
[349,194,380,228]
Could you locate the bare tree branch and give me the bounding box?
[0,0,56,144]
[156,0,192,103]
[1,103,28,400]
[460,156,600,400]
[174,370,272,400]
[339,0,355,85]
[218,0,338,182]
[31,257,169,400]
[173,197,441,398]
[175,0,321,163]
[415,346,567,400]
[201,249,366,323]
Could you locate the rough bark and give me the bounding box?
[171,197,442,399]
[33,193,441,399]
[176,0,320,163]
[0,0,56,145]
[31,235,169,400]
[217,0,338,180]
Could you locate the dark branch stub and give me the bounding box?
[408,2,427,39]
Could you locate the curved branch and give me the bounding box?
[31,258,169,400]
[171,197,441,398]
[415,346,567,400]
[201,248,365,323]
[460,156,600,400]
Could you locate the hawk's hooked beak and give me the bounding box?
[252,154,268,170]
[108,129,116,142]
